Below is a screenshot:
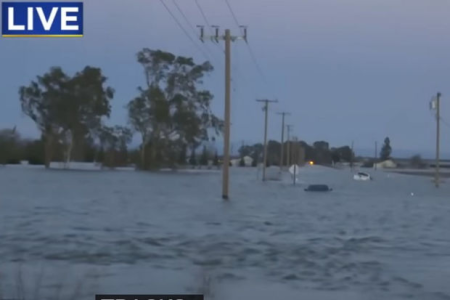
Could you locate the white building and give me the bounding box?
[231,156,254,167]
[375,159,397,169]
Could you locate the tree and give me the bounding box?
[267,140,281,165]
[127,49,223,170]
[116,126,133,166]
[19,66,114,168]
[239,140,353,166]
[0,128,65,166]
[62,67,114,165]
[313,141,332,165]
[178,145,187,165]
[313,141,329,151]
[127,87,156,169]
[200,146,209,166]
[24,138,46,165]
[213,151,219,167]
[189,150,197,166]
[246,143,263,165]
[331,146,353,163]
[410,154,426,169]
[251,145,262,167]
[238,145,252,157]
[81,136,97,162]
[330,148,340,164]
[339,146,354,162]
[97,146,105,164]
[98,126,132,168]
[0,128,21,165]
[361,160,375,168]
[299,141,315,163]
[380,137,392,161]
[239,157,245,167]
[19,67,68,168]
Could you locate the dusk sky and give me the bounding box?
[1,0,450,158]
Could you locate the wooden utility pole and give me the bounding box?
[286,125,293,167]
[199,26,247,200]
[431,93,441,188]
[277,112,290,170]
[257,99,278,181]
[350,140,354,171]
[436,93,441,188]
[374,141,378,170]
[292,136,298,185]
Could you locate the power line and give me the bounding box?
[440,117,450,128]
[224,0,241,30]
[195,0,213,31]
[172,0,222,65]
[159,0,210,61]
[232,40,256,99]
[246,42,268,85]
[222,0,269,87]
[189,0,259,104]
[222,0,262,89]
[194,0,225,54]
[172,0,200,37]
[196,0,267,98]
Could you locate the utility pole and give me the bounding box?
[374,141,378,170]
[292,136,298,185]
[286,125,293,167]
[257,99,278,181]
[277,112,290,170]
[199,26,247,200]
[430,93,441,188]
[350,141,354,171]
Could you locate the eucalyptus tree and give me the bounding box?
[19,66,114,168]
[127,48,223,169]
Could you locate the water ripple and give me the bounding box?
[1,167,450,299]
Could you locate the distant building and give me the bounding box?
[243,156,253,166]
[230,156,253,167]
[375,159,397,169]
[230,158,240,166]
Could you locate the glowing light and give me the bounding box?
[309,161,314,165]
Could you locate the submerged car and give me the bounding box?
[353,172,372,181]
[304,184,333,192]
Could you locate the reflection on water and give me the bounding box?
[1,166,450,300]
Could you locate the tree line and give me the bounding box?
[237,137,395,167]
[0,127,132,167]
[238,140,355,166]
[13,49,222,170]
[3,47,397,170]
[2,126,418,170]
[0,127,223,168]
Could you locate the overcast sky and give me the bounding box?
[1,0,450,158]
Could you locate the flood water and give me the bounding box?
[1,165,450,300]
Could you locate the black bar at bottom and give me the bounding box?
[96,295,203,300]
